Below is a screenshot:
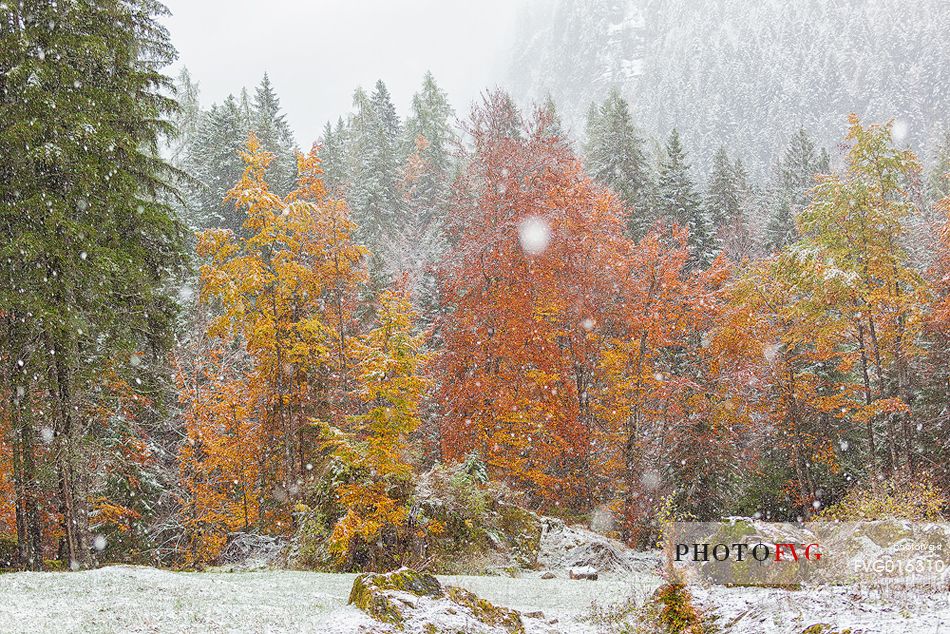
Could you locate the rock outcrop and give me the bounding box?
[348,567,526,633]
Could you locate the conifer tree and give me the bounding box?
[169,67,202,166]
[583,88,652,236]
[402,72,455,223]
[319,117,350,195]
[705,148,753,260]
[706,148,740,232]
[767,127,828,251]
[185,96,251,232]
[540,94,566,141]
[0,0,186,569]
[655,130,713,265]
[252,73,298,196]
[393,73,456,310]
[348,83,406,265]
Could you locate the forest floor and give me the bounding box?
[1,565,949,632]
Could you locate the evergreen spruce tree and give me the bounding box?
[540,94,566,141]
[371,79,402,146]
[705,148,753,260]
[348,83,406,267]
[583,88,652,236]
[319,117,350,195]
[705,147,741,233]
[0,0,186,569]
[767,127,827,251]
[169,67,202,166]
[655,130,712,265]
[396,73,456,315]
[403,72,455,220]
[185,95,251,232]
[252,73,298,196]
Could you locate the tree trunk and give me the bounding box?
[50,342,90,570]
[856,321,876,466]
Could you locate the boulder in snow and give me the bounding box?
[348,567,526,632]
[568,566,598,580]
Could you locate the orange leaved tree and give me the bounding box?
[596,226,729,542]
[436,94,633,510]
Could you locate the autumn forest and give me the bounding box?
[3,2,950,578]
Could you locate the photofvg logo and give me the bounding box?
[675,541,822,563]
[669,520,950,588]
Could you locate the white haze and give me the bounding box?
[160,0,525,148]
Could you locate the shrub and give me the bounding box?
[653,583,707,634]
[816,473,946,521]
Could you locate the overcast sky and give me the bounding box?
[160,0,524,148]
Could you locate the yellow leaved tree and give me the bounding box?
[180,134,366,564]
[319,281,431,569]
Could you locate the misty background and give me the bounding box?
[161,0,524,149]
[161,0,950,179]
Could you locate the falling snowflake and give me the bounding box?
[518,217,551,255]
[892,118,909,143]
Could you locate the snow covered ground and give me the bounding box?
[696,584,950,634]
[0,566,658,633]
[2,565,949,632]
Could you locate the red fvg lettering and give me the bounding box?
[774,543,799,561]
[774,543,822,561]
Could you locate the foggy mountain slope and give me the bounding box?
[507,0,950,178]
[509,0,648,130]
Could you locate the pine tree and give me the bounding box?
[0,0,187,569]
[169,67,202,166]
[185,95,251,232]
[705,148,740,232]
[402,72,455,223]
[583,88,652,237]
[371,79,401,146]
[392,73,456,310]
[705,148,753,260]
[655,130,713,265]
[540,94,566,141]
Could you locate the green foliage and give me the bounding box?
[655,130,713,266]
[1,0,187,569]
[767,127,828,251]
[584,88,652,237]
